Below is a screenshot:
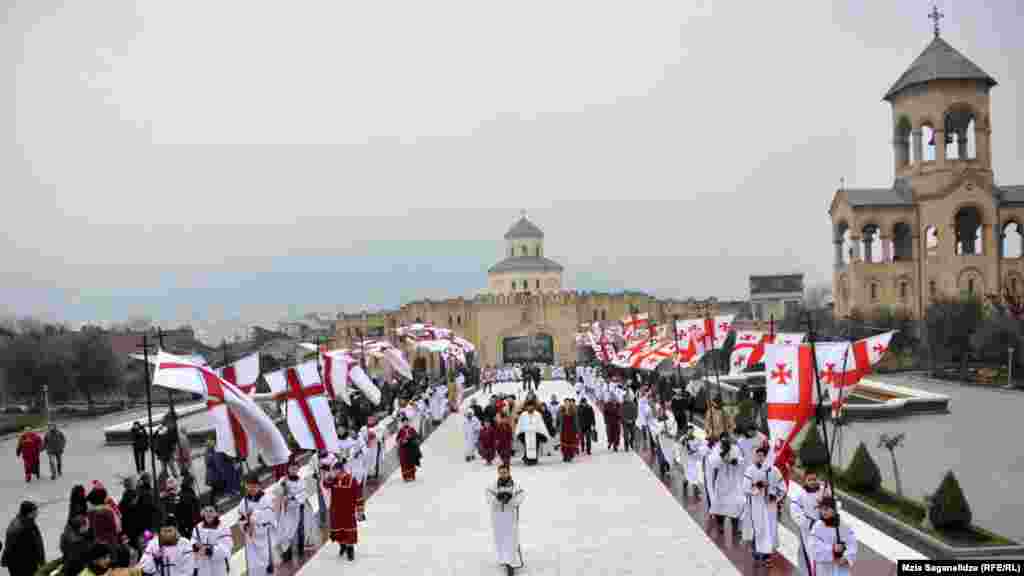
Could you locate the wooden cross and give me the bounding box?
[929,4,944,38]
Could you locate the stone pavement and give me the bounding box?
[836,371,1024,543]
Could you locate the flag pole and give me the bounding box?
[803,311,842,544]
[158,328,174,414]
[142,333,158,505]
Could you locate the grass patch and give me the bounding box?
[0,413,47,435]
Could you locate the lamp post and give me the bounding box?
[1008,347,1016,389]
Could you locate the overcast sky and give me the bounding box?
[4,1,1023,335]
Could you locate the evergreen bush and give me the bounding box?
[928,470,973,530]
[798,425,830,473]
[842,442,882,492]
[734,398,756,433]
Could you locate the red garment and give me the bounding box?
[397,425,418,481]
[15,432,42,481]
[478,424,496,463]
[604,401,622,447]
[495,399,506,413]
[87,505,119,546]
[324,473,360,545]
[495,420,514,466]
[560,409,578,458]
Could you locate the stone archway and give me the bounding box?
[496,323,559,365]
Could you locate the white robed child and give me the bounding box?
[240,472,279,576]
[277,456,317,563]
[486,462,526,576]
[141,514,195,576]
[675,427,707,499]
[359,416,382,481]
[742,445,786,566]
[708,433,745,535]
[430,385,447,424]
[464,410,482,462]
[790,471,829,576]
[514,402,548,466]
[192,505,232,576]
[810,496,857,576]
[652,414,677,479]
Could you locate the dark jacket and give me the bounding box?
[621,400,638,423]
[43,429,66,455]
[482,405,497,425]
[59,524,93,576]
[131,425,149,452]
[578,403,596,430]
[671,395,690,426]
[2,516,44,576]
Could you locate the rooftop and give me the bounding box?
[884,36,997,101]
[488,255,564,274]
[504,216,544,240]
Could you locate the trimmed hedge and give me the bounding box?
[798,426,830,473]
[734,399,756,434]
[928,470,973,530]
[842,442,882,492]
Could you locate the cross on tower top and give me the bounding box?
[520,209,527,218]
[928,4,944,38]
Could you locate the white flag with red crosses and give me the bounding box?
[763,343,815,456]
[728,331,764,374]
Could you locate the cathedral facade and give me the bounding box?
[829,26,1023,320]
[333,214,726,368]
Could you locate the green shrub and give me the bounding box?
[842,442,882,492]
[734,399,756,433]
[928,470,973,530]
[798,426,830,473]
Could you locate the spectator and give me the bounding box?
[85,484,120,548]
[43,424,67,480]
[60,515,93,576]
[130,423,149,474]
[14,428,42,484]
[68,485,88,525]
[1,501,44,576]
[175,474,200,540]
[133,474,160,546]
[118,477,143,556]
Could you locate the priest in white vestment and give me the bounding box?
[430,385,447,424]
[810,497,857,576]
[514,403,548,466]
[742,446,786,565]
[675,427,707,499]
[486,463,526,576]
[708,433,744,535]
[464,410,482,462]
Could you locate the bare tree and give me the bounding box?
[878,432,906,497]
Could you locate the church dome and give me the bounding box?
[503,216,544,240]
[883,36,997,102]
[488,255,564,274]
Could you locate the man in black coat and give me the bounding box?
[2,501,44,576]
[670,387,690,432]
[577,398,596,455]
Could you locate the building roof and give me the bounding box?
[749,274,804,295]
[996,185,1024,205]
[837,181,1024,209]
[503,216,544,240]
[488,255,564,274]
[884,36,997,101]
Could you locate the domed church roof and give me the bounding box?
[883,36,997,102]
[504,216,544,240]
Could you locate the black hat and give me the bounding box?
[18,501,37,517]
[86,543,113,563]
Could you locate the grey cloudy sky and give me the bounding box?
[4,1,1023,336]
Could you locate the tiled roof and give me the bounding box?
[488,256,564,273]
[844,187,914,207]
[884,37,997,101]
[997,185,1024,205]
[504,217,544,239]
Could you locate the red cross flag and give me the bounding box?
[637,340,675,371]
[341,355,382,406]
[152,352,290,465]
[815,331,895,416]
[266,361,340,453]
[621,312,650,343]
[728,331,764,374]
[774,332,806,346]
[701,315,735,351]
[210,353,260,459]
[763,343,815,462]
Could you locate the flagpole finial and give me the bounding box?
[928,4,944,38]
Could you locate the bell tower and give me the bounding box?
[884,6,997,193]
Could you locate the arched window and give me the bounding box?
[601,310,607,321]
[945,104,976,161]
[511,280,517,291]
[535,246,540,257]
[535,279,540,290]
[870,283,879,301]
[448,315,453,327]
[895,116,912,167]
[892,223,913,261]
[925,225,939,255]
[929,280,938,299]
[521,246,527,256]
[968,278,975,295]
[457,315,462,326]
[862,224,883,263]
[955,207,983,255]
[1011,276,1019,296]
[1003,222,1022,258]
[899,280,908,299]
[593,309,599,322]
[922,125,936,161]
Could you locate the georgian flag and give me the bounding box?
[637,340,675,371]
[621,312,650,343]
[816,331,895,416]
[728,331,764,374]
[152,352,290,465]
[266,361,340,453]
[763,344,815,463]
[210,353,260,459]
[702,315,735,351]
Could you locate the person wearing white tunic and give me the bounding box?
[737,426,766,468]
[652,415,676,479]
[430,385,447,424]
[810,497,856,576]
[514,403,548,465]
[790,471,827,576]
[464,410,482,462]
[707,433,744,535]
[240,473,279,576]
[193,505,232,576]
[486,463,526,576]
[742,446,786,565]
[637,393,653,452]
[676,428,707,499]
[277,459,316,562]
[358,417,382,481]
[141,514,195,576]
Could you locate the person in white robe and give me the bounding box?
[240,473,279,576]
[430,385,447,424]
[637,393,653,452]
[741,446,786,565]
[708,433,745,535]
[790,471,827,576]
[192,505,232,576]
[416,396,430,436]
[737,426,765,467]
[358,416,382,481]
[464,410,482,462]
[141,514,195,576]
[514,403,548,465]
[810,497,856,576]
[277,459,317,562]
[652,414,677,479]
[486,463,526,576]
[676,427,707,499]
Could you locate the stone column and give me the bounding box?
[881,236,892,262]
[850,236,862,261]
[936,129,946,167]
[912,129,923,166]
[958,132,968,160]
[835,240,844,268]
